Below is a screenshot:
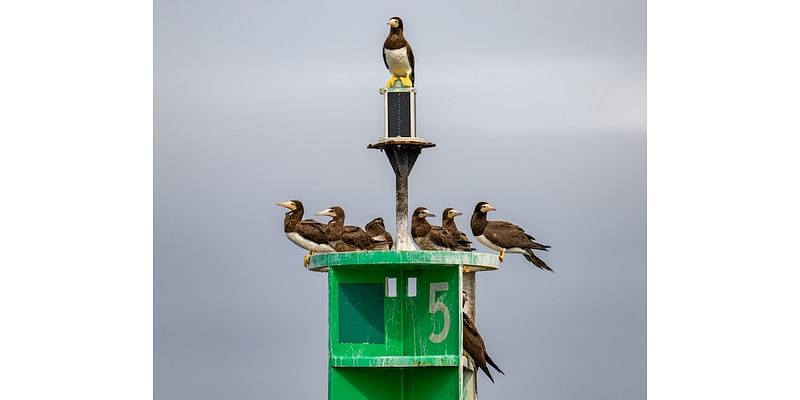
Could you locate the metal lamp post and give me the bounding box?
[304,81,500,399]
[368,82,435,250]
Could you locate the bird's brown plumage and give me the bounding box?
[411,207,462,250]
[365,217,393,250]
[322,206,371,252]
[462,293,504,383]
[471,202,553,271]
[383,17,415,84]
[442,208,475,251]
[280,200,329,247]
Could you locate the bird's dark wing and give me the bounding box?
[295,219,328,245]
[456,230,475,251]
[333,241,361,252]
[430,225,461,250]
[484,221,550,251]
[343,225,372,250]
[384,230,394,248]
[382,47,389,70]
[406,44,415,83]
[365,221,392,248]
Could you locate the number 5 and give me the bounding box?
[428,282,450,343]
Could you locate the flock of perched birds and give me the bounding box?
[277,199,548,383]
[277,200,553,272]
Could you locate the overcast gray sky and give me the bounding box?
[155,0,645,398]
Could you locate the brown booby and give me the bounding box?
[462,291,504,383]
[470,202,553,271]
[316,206,372,252]
[411,207,464,251]
[442,208,475,251]
[276,200,334,266]
[383,17,415,87]
[365,217,394,250]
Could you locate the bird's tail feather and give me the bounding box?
[524,250,554,272]
[467,353,495,383]
[529,241,551,251]
[480,364,495,383]
[486,354,505,375]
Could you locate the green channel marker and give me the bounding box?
[309,250,499,400]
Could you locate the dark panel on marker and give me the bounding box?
[387,92,411,137]
[338,283,386,344]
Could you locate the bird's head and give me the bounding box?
[368,217,385,228]
[474,202,496,214]
[277,200,302,213]
[387,17,403,30]
[462,290,470,308]
[443,208,463,220]
[315,206,344,219]
[412,207,435,219]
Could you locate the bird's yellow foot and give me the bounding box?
[303,254,311,268]
[498,249,506,262]
[399,76,413,87]
[386,75,398,88]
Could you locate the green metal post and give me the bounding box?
[309,251,499,400]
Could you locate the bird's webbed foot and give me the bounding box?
[386,75,398,87]
[399,76,413,87]
[303,251,315,268]
[498,248,506,262]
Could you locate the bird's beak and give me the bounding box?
[386,21,391,26]
[315,208,335,217]
[452,210,463,217]
[423,209,436,218]
[485,204,497,212]
[276,201,293,209]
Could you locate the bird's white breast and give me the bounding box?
[286,232,334,253]
[384,47,412,76]
[475,234,503,251]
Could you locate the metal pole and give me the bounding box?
[463,270,478,400]
[394,172,415,250]
[463,272,476,320]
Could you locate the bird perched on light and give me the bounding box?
[462,290,504,383]
[316,206,372,252]
[365,217,393,250]
[276,200,334,267]
[442,208,475,251]
[383,17,415,87]
[411,207,465,251]
[470,202,553,271]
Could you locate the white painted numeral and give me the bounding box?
[428,282,450,343]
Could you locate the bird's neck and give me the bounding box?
[443,218,459,235]
[284,210,302,233]
[326,218,343,240]
[384,30,406,50]
[470,212,488,236]
[411,217,431,237]
[327,215,344,228]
